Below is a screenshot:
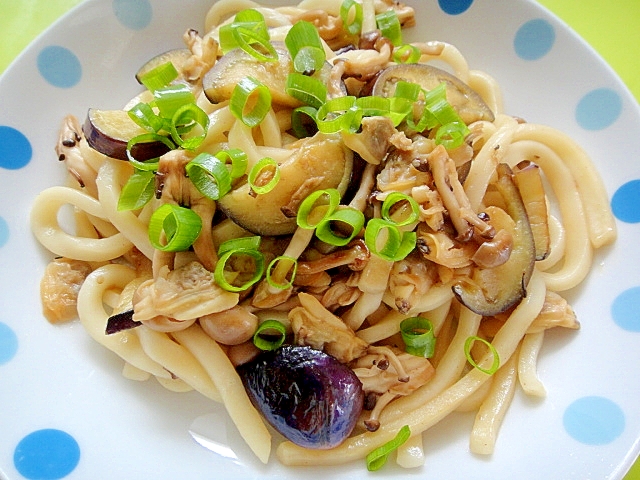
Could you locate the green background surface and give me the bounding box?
[0,0,639,478]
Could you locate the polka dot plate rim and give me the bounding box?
[1,0,639,479]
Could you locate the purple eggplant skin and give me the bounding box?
[237,345,364,449]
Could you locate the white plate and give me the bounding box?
[1,0,639,479]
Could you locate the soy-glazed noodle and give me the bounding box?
[31,0,616,471]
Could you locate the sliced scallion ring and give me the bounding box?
[464,336,500,375]
[286,73,327,109]
[266,255,298,290]
[214,245,265,292]
[253,320,287,351]
[148,203,202,252]
[400,317,436,358]
[381,192,420,227]
[285,20,326,74]
[153,83,196,119]
[296,188,341,229]
[185,152,232,200]
[138,61,179,92]
[315,96,362,134]
[365,425,411,471]
[364,219,417,261]
[117,170,155,211]
[435,121,470,150]
[215,148,248,179]
[230,76,272,127]
[169,102,210,150]
[340,0,363,36]
[291,105,318,138]
[126,133,175,169]
[128,102,166,133]
[393,44,421,64]
[315,207,365,247]
[248,157,280,195]
[375,10,403,46]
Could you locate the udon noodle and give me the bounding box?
[30,0,616,470]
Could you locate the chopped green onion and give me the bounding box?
[394,81,422,101]
[185,152,232,200]
[253,319,287,351]
[315,207,365,246]
[356,95,391,118]
[215,148,248,179]
[381,192,420,227]
[296,188,341,229]
[266,255,298,290]
[138,61,179,92]
[128,102,166,133]
[315,96,362,134]
[218,235,261,255]
[364,218,416,261]
[340,0,363,36]
[169,102,210,150]
[248,157,280,194]
[400,317,436,358]
[435,121,470,149]
[286,73,327,109]
[230,76,272,127]
[153,83,196,119]
[117,170,156,211]
[393,44,421,64]
[375,10,403,46]
[126,133,175,169]
[214,236,265,292]
[464,336,500,375]
[233,25,279,62]
[291,105,318,138]
[148,203,202,252]
[365,425,411,471]
[285,20,326,75]
[219,9,276,61]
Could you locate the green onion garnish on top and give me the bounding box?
[393,44,421,64]
[339,0,363,36]
[400,317,436,358]
[214,236,265,292]
[296,188,341,230]
[286,72,327,109]
[266,255,298,290]
[365,425,411,471]
[248,157,281,195]
[219,9,277,61]
[464,336,500,375]
[381,192,420,227]
[285,20,326,75]
[253,319,287,351]
[230,76,272,127]
[138,60,179,92]
[147,203,202,252]
[375,10,403,46]
[185,152,233,201]
[117,170,156,211]
[315,207,365,247]
[364,218,417,262]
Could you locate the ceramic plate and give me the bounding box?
[1,0,639,478]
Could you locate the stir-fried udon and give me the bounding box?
[30,0,616,471]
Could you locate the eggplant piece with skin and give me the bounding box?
[82,108,171,161]
[452,163,536,316]
[371,63,495,125]
[237,345,364,449]
[218,133,353,236]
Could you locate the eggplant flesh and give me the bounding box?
[237,345,364,449]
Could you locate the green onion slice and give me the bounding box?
[148,203,202,252]
[126,133,175,170]
[375,10,403,46]
[364,218,416,261]
[266,255,298,290]
[233,25,279,62]
[253,319,287,351]
[464,336,500,375]
[286,73,327,109]
[315,207,365,247]
[381,192,420,227]
[340,0,363,36]
[285,20,326,75]
[215,148,248,179]
[185,152,232,201]
[435,121,470,150]
[356,95,391,118]
[128,102,166,133]
[169,103,210,150]
[117,170,156,211]
[219,9,275,61]
[230,76,272,127]
[296,188,341,229]
[291,105,318,138]
[153,83,196,119]
[214,238,265,292]
[138,61,179,92]
[365,425,411,471]
[315,96,362,134]
[400,317,436,358]
[393,44,421,64]
[248,157,280,195]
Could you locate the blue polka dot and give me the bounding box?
[575,88,623,131]
[0,322,18,364]
[113,0,153,30]
[0,126,32,170]
[514,18,555,61]
[14,429,80,480]
[563,396,625,445]
[37,46,82,89]
[611,287,640,332]
[438,0,474,15]
[611,180,640,223]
